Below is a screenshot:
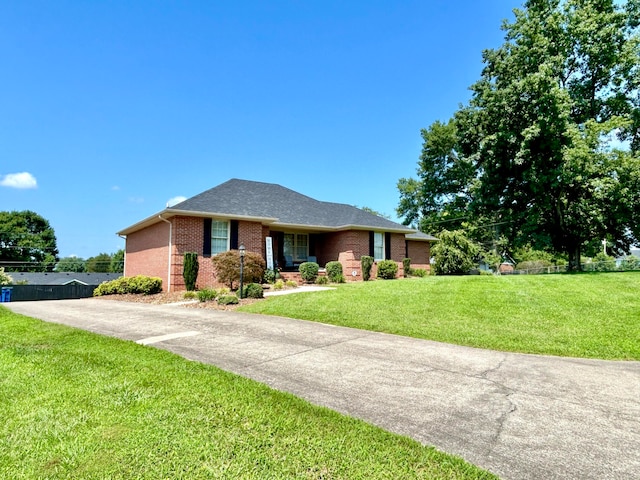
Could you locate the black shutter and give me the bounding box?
[385,232,392,260]
[309,234,317,257]
[369,231,375,257]
[230,220,239,250]
[203,219,212,257]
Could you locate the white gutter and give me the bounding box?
[158,215,172,292]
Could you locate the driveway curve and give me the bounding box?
[5,298,640,480]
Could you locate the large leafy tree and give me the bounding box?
[0,210,59,271]
[85,253,113,273]
[399,0,640,270]
[55,256,86,272]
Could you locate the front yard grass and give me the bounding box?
[0,308,495,479]
[241,272,640,360]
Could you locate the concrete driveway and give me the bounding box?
[5,298,640,480]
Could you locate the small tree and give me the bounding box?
[183,252,199,291]
[432,230,480,275]
[211,250,266,290]
[361,256,374,281]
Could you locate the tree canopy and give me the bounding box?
[398,0,640,270]
[0,210,58,271]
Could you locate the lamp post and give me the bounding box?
[238,243,246,299]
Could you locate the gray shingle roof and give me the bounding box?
[169,179,415,232]
[9,272,122,286]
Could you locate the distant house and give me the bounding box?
[117,179,437,291]
[10,272,122,286]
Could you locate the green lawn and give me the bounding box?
[241,272,640,360]
[0,309,495,479]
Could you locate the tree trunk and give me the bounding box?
[567,244,582,272]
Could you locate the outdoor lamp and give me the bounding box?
[239,243,246,299]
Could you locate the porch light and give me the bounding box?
[239,243,246,299]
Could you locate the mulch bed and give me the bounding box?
[94,291,263,311]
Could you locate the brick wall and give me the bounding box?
[406,240,431,271]
[125,215,433,290]
[124,221,170,288]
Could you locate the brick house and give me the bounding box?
[117,179,437,291]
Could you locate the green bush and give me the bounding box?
[273,279,284,290]
[93,276,162,296]
[376,260,398,280]
[217,294,239,305]
[0,267,13,286]
[242,283,264,299]
[412,268,428,277]
[183,291,197,300]
[299,262,319,283]
[402,258,411,278]
[315,276,329,285]
[589,253,617,272]
[620,255,640,271]
[211,250,266,290]
[197,289,217,302]
[183,252,199,291]
[285,280,298,288]
[516,260,553,274]
[361,256,374,281]
[325,261,344,283]
[263,269,277,284]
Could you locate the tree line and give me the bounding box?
[398,0,640,271]
[0,210,123,273]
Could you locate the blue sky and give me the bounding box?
[1,1,517,259]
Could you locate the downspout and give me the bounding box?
[117,234,126,276]
[158,215,172,291]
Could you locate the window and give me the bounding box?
[283,233,309,262]
[211,220,229,255]
[373,232,384,261]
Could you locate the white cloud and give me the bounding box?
[111,185,121,191]
[0,172,37,189]
[166,196,187,207]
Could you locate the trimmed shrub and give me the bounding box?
[402,258,411,277]
[242,283,264,299]
[360,256,374,281]
[299,262,319,283]
[377,260,398,280]
[273,279,284,290]
[211,250,266,290]
[197,288,217,302]
[315,276,329,285]
[183,252,199,291]
[412,268,428,277]
[93,275,162,296]
[285,280,298,288]
[325,261,345,283]
[217,295,239,305]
